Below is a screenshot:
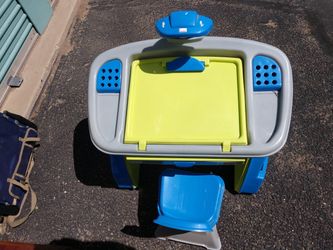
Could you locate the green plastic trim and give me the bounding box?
[234,158,250,193]
[125,161,140,188]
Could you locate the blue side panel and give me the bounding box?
[166,56,205,72]
[109,155,133,189]
[253,55,282,91]
[239,157,269,194]
[96,59,122,93]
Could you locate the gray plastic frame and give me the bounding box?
[88,37,293,157]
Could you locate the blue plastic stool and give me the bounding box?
[154,169,225,232]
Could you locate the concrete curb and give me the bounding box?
[0,0,81,118]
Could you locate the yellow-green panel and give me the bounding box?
[125,161,140,188]
[234,158,250,192]
[124,56,247,152]
[126,156,245,163]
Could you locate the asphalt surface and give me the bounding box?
[1,0,332,249]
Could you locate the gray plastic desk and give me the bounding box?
[88,37,293,158]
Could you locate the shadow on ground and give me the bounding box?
[73,119,240,238]
[73,119,117,188]
[47,238,135,250]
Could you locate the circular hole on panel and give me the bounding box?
[272,80,277,84]
[256,73,261,77]
[102,69,106,73]
[272,72,277,77]
[264,73,269,77]
[264,65,269,69]
[115,69,119,73]
[115,76,119,80]
[101,83,105,87]
[256,81,261,85]
[264,80,269,85]
[272,65,277,69]
[115,83,118,87]
[108,76,112,80]
[108,83,111,87]
[101,76,105,80]
[108,69,112,73]
[256,65,261,70]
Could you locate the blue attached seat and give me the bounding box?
[154,169,225,232]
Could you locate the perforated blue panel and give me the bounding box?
[252,55,282,91]
[96,59,122,93]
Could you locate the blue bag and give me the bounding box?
[0,111,39,233]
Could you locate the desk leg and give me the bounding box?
[236,157,269,194]
[109,155,133,189]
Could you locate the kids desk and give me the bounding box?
[88,10,292,249]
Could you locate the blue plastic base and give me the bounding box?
[239,157,269,194]
[154,169,225,232]
[109,155,133,189]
